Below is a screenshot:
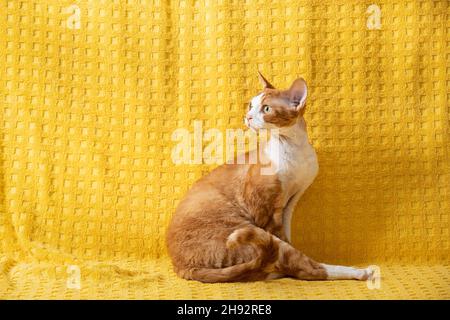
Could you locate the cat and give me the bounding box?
[166,72,374,283]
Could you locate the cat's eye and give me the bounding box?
[262,105,271,113]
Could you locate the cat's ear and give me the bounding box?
[286,77,307,111]
[257,71,275,89]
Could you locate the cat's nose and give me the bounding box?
[246,115,253,121]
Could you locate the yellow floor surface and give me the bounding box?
[1,258,448,299]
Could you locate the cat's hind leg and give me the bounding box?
[320,264,374,280]
[274,240,373,281]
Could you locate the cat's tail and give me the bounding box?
[182,226,279,283]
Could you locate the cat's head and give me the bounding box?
[245,72,307,131]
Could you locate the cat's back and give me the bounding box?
[174,163,247,216]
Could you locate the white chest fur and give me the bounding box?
[265,119,318,206]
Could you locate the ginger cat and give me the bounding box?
[166,72,373,283]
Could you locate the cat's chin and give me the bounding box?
[244,121,259,132]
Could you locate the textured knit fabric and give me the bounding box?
[0,0,449,299]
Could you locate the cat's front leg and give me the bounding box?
[282,191,303,243]
[264,208,288,242]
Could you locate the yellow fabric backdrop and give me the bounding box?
[0,0,449,299]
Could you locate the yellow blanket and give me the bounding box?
[1,0,449,299]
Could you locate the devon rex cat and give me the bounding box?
[167,72,374,283]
